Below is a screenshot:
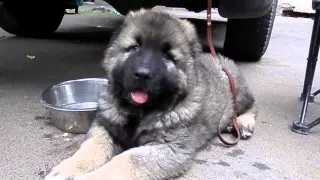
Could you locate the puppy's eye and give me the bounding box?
[126,45,139,52]
[162,43,175,62]
[164,52,175,61]
[125,36,142,52]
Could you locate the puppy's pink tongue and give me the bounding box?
[130,90,148,104]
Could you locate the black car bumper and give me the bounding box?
[217,0,275,18]
[104,0,275,18]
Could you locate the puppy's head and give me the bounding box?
[103,9,202,107]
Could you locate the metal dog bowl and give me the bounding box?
[40,78,108,134]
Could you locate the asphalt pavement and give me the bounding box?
[0,11,320,180]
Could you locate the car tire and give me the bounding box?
[0,1,65,37]
[222,0,278,62]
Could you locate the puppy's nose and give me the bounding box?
[134,67,153,80]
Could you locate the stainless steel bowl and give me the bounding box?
[40,78,108,134]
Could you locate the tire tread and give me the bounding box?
[223,0,278,61]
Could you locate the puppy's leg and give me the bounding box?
[234,82,258,139]
[45,122,119,180]
[74,128,207,180]
[225,104,258,140]
[237,105,258,139]
[74,144,193,180]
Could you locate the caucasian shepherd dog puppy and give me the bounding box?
[45,8,257,180]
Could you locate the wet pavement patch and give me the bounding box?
[34,115,51,120]
[226,149,245,157]
[252,162,271,171]
[194,159,208,165]
[34,115,46,120]
[43,133,54,139]
[216,160,230,167]
[44,120,54,126]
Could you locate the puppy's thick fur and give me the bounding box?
[45,9,258,180]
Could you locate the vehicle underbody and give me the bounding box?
[0,0,278,61]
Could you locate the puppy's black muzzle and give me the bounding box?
[134,67,154,81]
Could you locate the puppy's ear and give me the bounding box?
[126,8,147,18]
[178,19,203,55]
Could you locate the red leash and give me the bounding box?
[206,0,240,145]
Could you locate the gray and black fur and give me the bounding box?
[45,8,258,180]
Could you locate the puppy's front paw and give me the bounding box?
[237,113,256,140]
[45,158,86,180]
